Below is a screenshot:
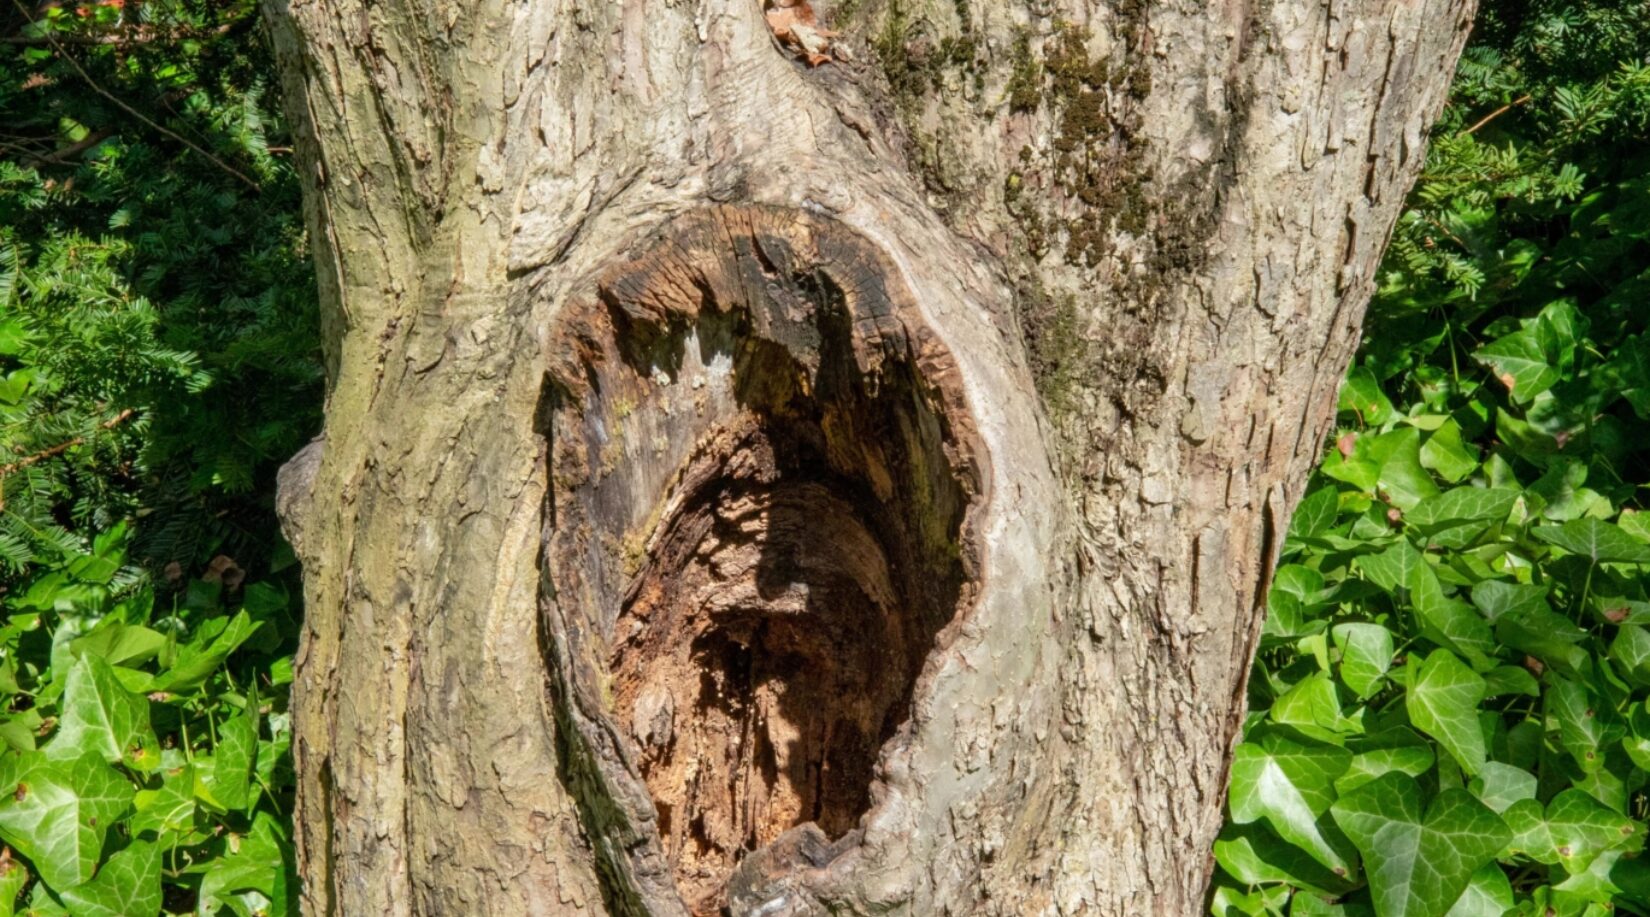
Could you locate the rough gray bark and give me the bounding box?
[263,0,1474,914]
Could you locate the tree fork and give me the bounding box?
[266,0,1474,913]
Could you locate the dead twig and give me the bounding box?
[6,0,259,191]
[30,128,113,164]
[0,22,234,45]
[1462,95,1532,136]
[0,408,136,477]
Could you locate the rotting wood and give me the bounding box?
[542,205,982,914]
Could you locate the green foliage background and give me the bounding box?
[1212,2,1650,915]
[0,0,317,912]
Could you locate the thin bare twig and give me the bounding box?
[1463,95,1532,136]
[0,407,136,512]
[7,0,259,191]
[0,408,137,477]
[0,137,55,159]
[0,22,234,45]
[31,128,113,164]
[1423,215,1470,251]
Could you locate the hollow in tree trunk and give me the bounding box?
[264,0,1474,913]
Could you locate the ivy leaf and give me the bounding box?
[1503,790,1642,874]
[67,621,166,669]
[1408,565,1496,669]
[1340,367,1396,426]
[1496,608,1589,675]
[18,881,66,916]
[1408,487,1519,531]
[1331,773,1509,917]
[1545,790,1642,873]
[1227,734,1355,875]
[0,752,133,890]
[1625,704,1650,772]
[1608,625,1650,685]
[197,811,294,916]
[1405,650,1488,775]
[1475,329,1560,403]
[56,841,160,917]
[1572,760,1629,815]
[1214,823,1356,896]
[45,654,159,771]
[146,610,260,693]
[1620,509,1650,543]
[1608,845,1650,907]
[1266,565,1326,640]
[1444,861,1514,917]
[1529,459,1598,521]
[1214,825,1303,887]
[1376,428,1441,511]
[255,711,292,792]
[1420,420,1481,484]
[208,698,259,813]
[1337,742,1435,795]
[1554,848,1631,904]
[0,856,27,917]
[1468,580,1551,623]
[1470,761,1536,814]
[1210,883,1291,916]
[130,765,197,840]
[1608,334,1650,421]
[1532,519,1650,565]
[1482,665,1540,698]
[1357,540,1427,596]
[1547,677,1607,772]
[1271,672,1360,741]
[1334,623,1394,700]
[1289,486,1342,544]
[1502,797,1558,863]
[1478,580,1551,623]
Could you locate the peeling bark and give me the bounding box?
[264,0,1474,913]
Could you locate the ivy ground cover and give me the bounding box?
[1212,3,1650,915]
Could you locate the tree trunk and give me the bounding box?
[263,0,1473,913]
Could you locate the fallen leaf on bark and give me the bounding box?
[765,0,838,66]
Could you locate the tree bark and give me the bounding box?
[263,0,1474,914]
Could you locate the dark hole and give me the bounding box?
[546,218,976,916]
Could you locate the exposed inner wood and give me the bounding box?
[542,206,981,914]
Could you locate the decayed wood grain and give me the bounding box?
[541,205,982,915]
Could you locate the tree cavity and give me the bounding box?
[541,205,982,915]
